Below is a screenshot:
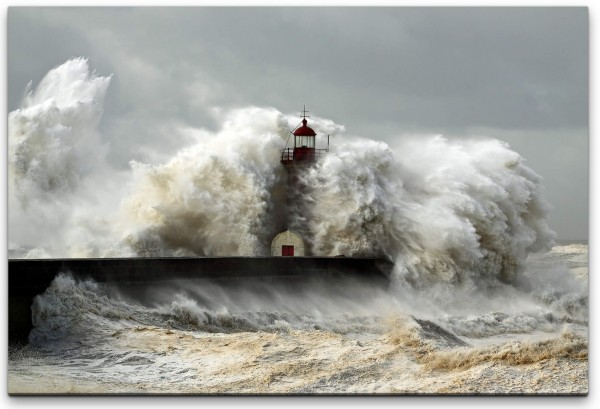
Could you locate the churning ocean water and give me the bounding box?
[7,243,587,394]
[7,59,587,394]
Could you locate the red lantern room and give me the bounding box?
[292,117,316,161]
[281,106,328,165]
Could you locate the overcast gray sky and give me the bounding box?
[7,6,588,241]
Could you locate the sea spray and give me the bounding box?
[9,57,110,201]
[297,135,555,287]
[118,108,289,256]
[8,58,117,258]
[119,125,555,287]
[9,58,555,288]
[28,272,393,345]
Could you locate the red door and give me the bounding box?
[282,245,294,256]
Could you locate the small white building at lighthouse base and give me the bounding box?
[271,230,305,257]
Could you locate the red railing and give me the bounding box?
[281,148,294,162]
[281,148,328,163]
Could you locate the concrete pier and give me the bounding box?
[8,256,394,343]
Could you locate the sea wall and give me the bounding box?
[8,257,393,343]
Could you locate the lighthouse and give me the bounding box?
[271,107,328,257]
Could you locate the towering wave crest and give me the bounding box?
[9,58,555,288]
[118,108,289,256]
[9,57,110,201]
[297,136,555,286]
[8,58,115,257]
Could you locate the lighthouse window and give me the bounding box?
[295,136,315,148]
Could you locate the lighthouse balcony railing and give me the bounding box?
[280,148,328,163]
